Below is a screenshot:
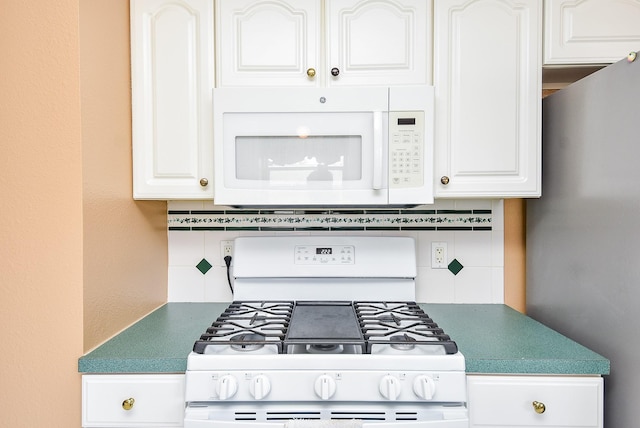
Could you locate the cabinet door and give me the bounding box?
[326,0,432,86]
[434,0,541,198]
[216,0,321,87]
[82,374,185,427]
[545,0,640,65]
[467,375,603,428]
[131,0,214,199]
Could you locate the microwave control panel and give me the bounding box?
[389,111,425,188]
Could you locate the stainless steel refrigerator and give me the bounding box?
[527,51,640,427]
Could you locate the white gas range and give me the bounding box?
[184,236,468,428]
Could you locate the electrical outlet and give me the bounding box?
[431,242,448,269]
[220,240,234,266]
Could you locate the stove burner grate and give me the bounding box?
[192,301,292,354]
[356,301,459,354]
[192,301,458,355]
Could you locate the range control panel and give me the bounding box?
[389,111,425,188]
[294,245,355,265]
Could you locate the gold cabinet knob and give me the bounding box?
[199,178,208,187]
[306,68,316,78]
[440,176,450,185]
[122,397,135,410]
[532,401,546,414]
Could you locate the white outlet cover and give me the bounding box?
[431,242,448,269]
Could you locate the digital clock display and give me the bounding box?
[316,247,332,255]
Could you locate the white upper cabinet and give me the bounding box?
[434,0,542,198]
[216,0,320,87]
[544,0,640,65]
[216,0,432,87]
[131,0,214,199]
[325,0,432,86]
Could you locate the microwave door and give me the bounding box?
[216,112,389,206]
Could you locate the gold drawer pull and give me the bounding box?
[532,400,546,414]
[122,397,135,410]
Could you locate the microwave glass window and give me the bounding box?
[235,136,362,183]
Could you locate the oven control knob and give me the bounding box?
[413,375,436,400]
[379,375,401,400]
[314,374,337,400]
[249,375,271,400]
[216,375,238,400]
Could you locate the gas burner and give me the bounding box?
[389,334,416,351]
[230,333,265,352]
[306,344,344,354]
[377,313,402,325]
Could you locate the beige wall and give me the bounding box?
[1,0,167,426]
[1,1,84,426]
[80,0,167,353]
[504,199,526,313]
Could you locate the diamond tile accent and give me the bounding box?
[448,259,464,275]
[196,258,212,275]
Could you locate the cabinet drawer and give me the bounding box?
[82,374,184,427]
[467,375,603,427]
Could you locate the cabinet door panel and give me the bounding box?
[82,374,185,427]
[467,375,603,427]
[131,0,213,199]
[217,0,321,86]
[545,0,640,64]
[434,0,541,197]
[326,0,431,86]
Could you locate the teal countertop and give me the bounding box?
[78,303,610,375]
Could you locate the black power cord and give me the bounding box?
[224,255,233,295]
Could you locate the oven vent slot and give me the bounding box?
[331,412,385,421]
[331,411,418,421]
[235,412,323,421]
[393,412,419,421]
[232,411,419,422]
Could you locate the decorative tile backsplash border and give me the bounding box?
[168,208,491,232]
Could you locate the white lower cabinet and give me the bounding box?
[82,374,185,427]
[467,375,603,428]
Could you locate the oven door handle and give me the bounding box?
[372,111,383,190]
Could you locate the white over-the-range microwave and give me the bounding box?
[212,86,434,207]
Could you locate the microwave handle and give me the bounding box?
[373,111,383,190]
